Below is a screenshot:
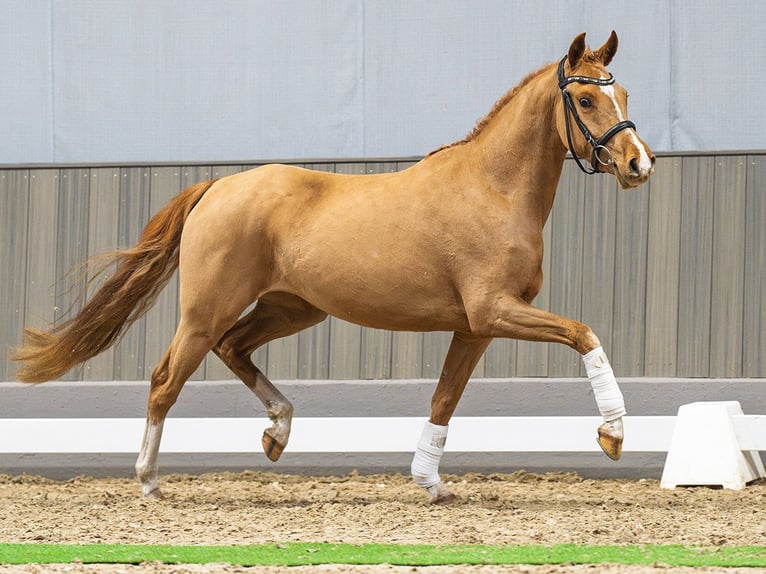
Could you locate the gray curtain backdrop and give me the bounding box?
[2,0,764,164]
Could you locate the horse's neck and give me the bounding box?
[468,66,566,226]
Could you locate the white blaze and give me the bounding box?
[600,84,653,173]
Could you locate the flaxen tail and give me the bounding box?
[13,179,218,383]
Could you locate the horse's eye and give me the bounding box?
[579,97,592,109]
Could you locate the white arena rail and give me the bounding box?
[1,402,764,489]
[0,416,673,454]
[3,411,765,454]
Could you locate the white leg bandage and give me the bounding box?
[583,346,626,421]
[411,421,448,490]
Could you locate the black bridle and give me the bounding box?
[557,56,635,175]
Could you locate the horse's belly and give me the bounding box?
[319,295,469,332]
[280,261,469,332]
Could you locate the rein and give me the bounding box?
[557,56,635,175]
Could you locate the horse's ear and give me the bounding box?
[594,30,619,66]
[568,33,587,69]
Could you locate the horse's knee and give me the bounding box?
[569,323,601,355]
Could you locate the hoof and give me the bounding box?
[143,487,164,500]
[430,492,458,506]
[262,429,285,462]
[597,421,623,461]
[426,481,457,505]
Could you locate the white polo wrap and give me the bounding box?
[410,420,448,489]
[582,346,626,421]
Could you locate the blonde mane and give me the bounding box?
[426,62,555,158]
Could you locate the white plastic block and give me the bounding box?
[660,401,766,490]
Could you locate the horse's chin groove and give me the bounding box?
[610,167,635,190]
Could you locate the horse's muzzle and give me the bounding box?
[614,148,656,189]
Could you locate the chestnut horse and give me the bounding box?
[14,32,654,504]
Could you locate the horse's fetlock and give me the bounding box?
[267,400,293,422]
[135,462,155,484]
[569,323,599,354]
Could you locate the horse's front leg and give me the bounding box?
[582,346,624,460]
[412,332,491,505]
[471,295,625,460]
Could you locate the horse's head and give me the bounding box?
[555,31,655,189]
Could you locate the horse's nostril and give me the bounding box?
[628,157,640,175]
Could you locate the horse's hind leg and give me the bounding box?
[136,317,228,498]
[213,293,327,461]
[412,332,491,505]
[135,272,255,498]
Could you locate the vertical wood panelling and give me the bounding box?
[55,170,90,376]
[644,157,682,376]
[360,328,393,379]
[612,182,650,376]
[547,163,587,376]
[24,170,59,347]
[267,332,301,380]
[579,175,617,372]
[0,170,29,381]
[677,156,715,377]
[709,156,747,377]
[390,331,423,378]
[297,323,331,380]
[421,332,452,379]
[114,167,151,380]
[2,154,766,382]
[744,156,766,376]
[483,333,516,377]
[328,316,362,378]
[83,167,120,380]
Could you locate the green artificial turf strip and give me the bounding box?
[1,543,766,567]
